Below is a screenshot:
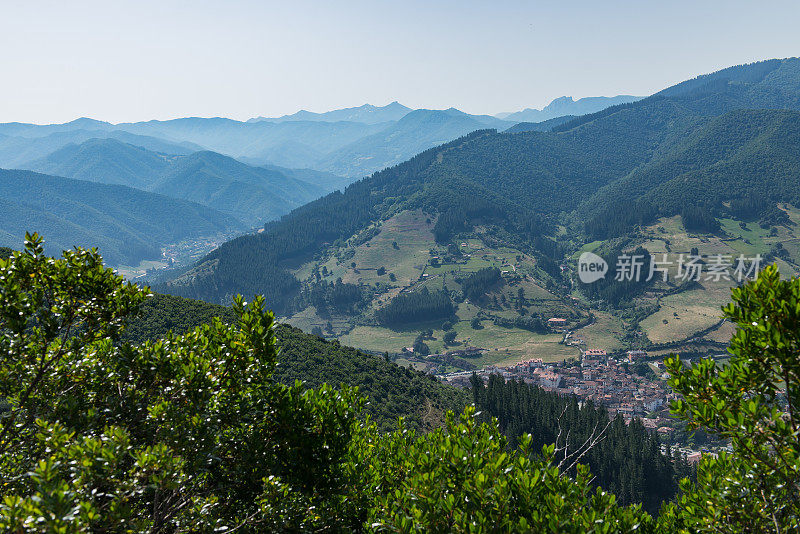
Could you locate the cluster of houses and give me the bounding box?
[435,347,735,463]
[441,348,674,424]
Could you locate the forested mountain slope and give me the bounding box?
[158,58,800,310]
[0,169,242,265]
[585,109,800,237]
[22,139,334,225]
[472,375,687,513]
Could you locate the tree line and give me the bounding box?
[375,287,454,326]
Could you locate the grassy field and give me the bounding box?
[644,209,800,269]
[467,345,575,367]
[629,208,800,345]
[573,311,626,352]
[338,319,578,363]
[639,289,726,344]
[117,259,167,280]
[572,240,604,259]
[285,306,355,337]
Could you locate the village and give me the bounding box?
[436,345,732,464]
[440,348,672,421]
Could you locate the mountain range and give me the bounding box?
[497,95,642,122]
[0,97,633,179]
[247,101,413,124]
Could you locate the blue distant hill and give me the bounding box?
[498,95,642,123]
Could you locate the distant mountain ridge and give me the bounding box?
[248,101,412,124]
[22,139,342,225]
[498,95,642,123]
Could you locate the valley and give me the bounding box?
[4,57,800,390]
[6,1,800,528]
[152,58,800,379]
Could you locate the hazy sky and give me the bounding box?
[2,0,799,124]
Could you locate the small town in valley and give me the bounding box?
[437,346,729,464]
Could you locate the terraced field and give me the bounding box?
[285,210,586,363]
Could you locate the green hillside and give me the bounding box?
[124,292,467,431]
[585,109,800,238]
[0,169,243,265]
[156,58,800,364]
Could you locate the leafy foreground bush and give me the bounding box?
[0,235,798,532]
[0,236,647,531]
[661,264,800,533]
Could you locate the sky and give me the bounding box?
[1,0,799,124]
